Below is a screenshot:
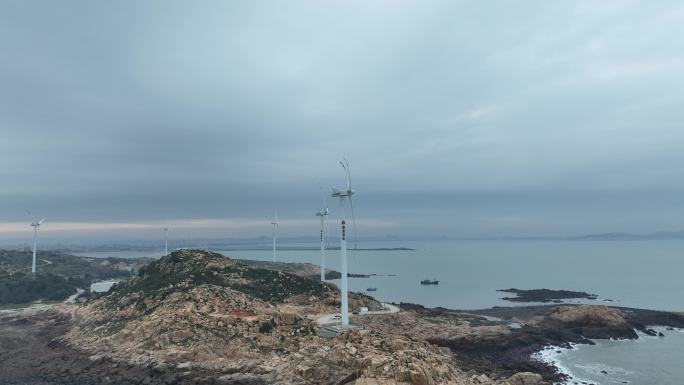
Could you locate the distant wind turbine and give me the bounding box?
[331,158,357,327]
[29,216,47,273]
[163,226,169,256]
[315,188,329,281]
[271,211,279,262]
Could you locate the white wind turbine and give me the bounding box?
[271,211,279,262]
[29,216,47,274]
[315,188,329,281]
[331,158,357,327]
[163,226,169,256]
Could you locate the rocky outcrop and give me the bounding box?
[57,250,484,385]
[542,305,637,339]
[505,372,548,385]
[360,305,645,384]
[497,288,598,303]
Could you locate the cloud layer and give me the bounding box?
[1,1,683,240]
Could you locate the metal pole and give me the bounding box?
[340,198,349,327]
[272,225,277,262]
[32,226,37,273]
[320,215,326,281]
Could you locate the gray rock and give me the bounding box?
[507,372,547,385]
[216,373,268,385]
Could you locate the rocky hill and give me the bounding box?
[60,249,492,385]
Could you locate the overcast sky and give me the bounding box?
[1,1,684,242]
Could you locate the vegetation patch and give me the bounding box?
[0,249,148,304]
[0,272,87,304]
[106,250,333,305]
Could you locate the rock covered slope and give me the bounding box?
[235,258,336,281]
[60,249,502,385]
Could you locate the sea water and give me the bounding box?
[220,239,684,311]
[534,327,684,385]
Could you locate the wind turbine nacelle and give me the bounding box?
[331,188,354,198]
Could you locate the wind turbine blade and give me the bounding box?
[38,217,46,225]
[349,196,358,258]
[341,158,352,190]
[339,160,348,185]
[320,185,327,209]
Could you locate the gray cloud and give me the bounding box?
[1,1,684,239]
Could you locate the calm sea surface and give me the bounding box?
[535,327,684,385]
[219,239,684,311]
[76,239,684,384]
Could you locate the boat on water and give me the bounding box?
[366,287,377,291]
[420,279,439,285]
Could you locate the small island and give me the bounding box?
[498,288,599,303]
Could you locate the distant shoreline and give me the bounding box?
[63,246,416,253]
[219,246,416,251]
[9,236,684,252]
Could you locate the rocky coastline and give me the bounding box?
[2,250,684,385]
[387,302,684,383]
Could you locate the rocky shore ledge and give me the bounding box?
[496,288,598,303]
[1,249,682,385]
[379,302,684,383]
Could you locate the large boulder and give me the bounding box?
[277,312,299,325]
[506,372,548,385]
[548,305,625,326]
[216,373,272,384]
[544,305,637,339]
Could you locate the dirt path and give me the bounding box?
[315,302,400,326]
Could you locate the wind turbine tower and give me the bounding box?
[30,217,46,274]
[315,190,329,281]
[271,211,279,262]
[163,226,169,256]
[331,158,356,327]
